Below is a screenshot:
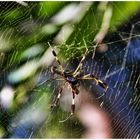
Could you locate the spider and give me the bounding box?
[48,42,108,120]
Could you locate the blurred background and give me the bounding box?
[0,1,140,138]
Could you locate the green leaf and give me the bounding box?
[38,1,67,17]
[110,2,140,31]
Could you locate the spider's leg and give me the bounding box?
[73,47,88,76]
[79,74,108,91]
[71,89,76,115]
[97,79,108,91]
[51,86,64,108]
[73,39,88,76]
[48,42,64,72]
[58,84,77,123]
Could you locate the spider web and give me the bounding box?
[0,1,140,139]
[82,23,140,138]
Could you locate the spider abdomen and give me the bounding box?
[66,76,78,85]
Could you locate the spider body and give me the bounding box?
[52,67,79,86]
[52,68,79,94]
[48,42,108,116]
[64,72,80,95]
[64,72,78,86]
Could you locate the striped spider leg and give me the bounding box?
[59,83,80,123]
[48,43,68,108]
[78,74,108,91]
[73,40,88,77]
[48,42,64,73]
[51,82,66,108]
